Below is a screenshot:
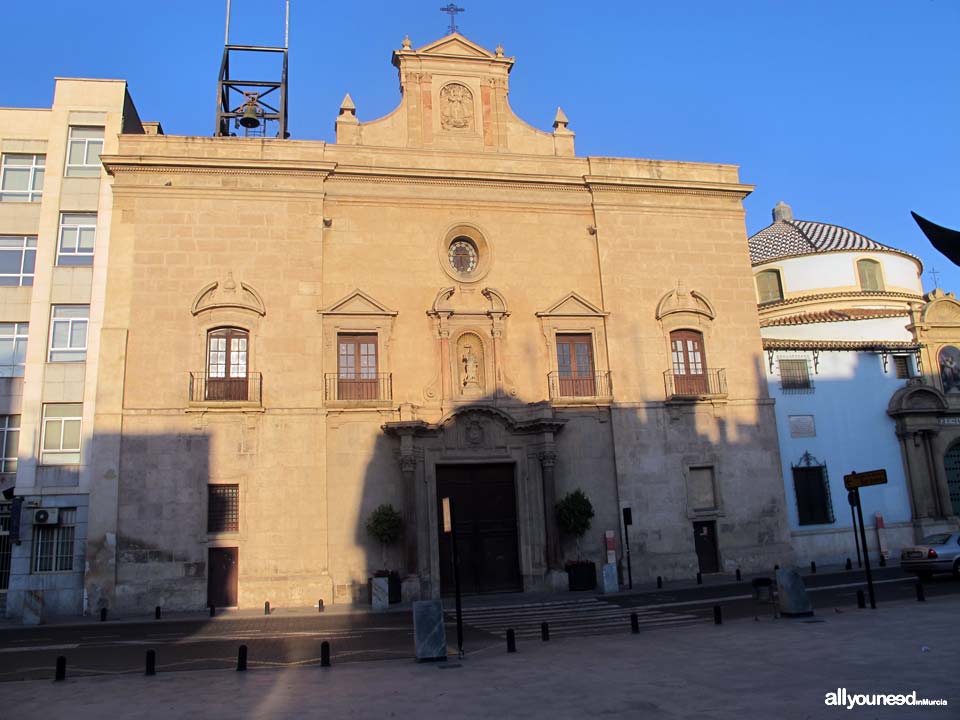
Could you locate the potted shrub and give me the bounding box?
[366,504,404,605]
[556,489,596,591]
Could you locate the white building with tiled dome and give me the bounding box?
[750,201,925,565]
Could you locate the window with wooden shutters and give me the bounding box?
[755,270,783,303]
[792,465,835,525]
[670,330,708,395]
[206,328,248,401]
[857,259,884,291]
[893,355,911,379]
[556,334,596,396]
[779,358,812,391]
[338,334,378,400]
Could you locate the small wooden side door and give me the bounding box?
[207,547,238,608]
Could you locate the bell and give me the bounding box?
[239,103,261,129]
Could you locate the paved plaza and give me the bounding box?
[5,595,957,719]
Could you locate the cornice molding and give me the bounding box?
[762,338,922,352]
[102,154,337,179]
[759,290,923,311]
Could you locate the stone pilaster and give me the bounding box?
[539,449,561,569]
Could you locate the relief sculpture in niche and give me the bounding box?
[457,333,485,396]
[440,83,474,131]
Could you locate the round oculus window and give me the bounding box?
[448,238,478,274]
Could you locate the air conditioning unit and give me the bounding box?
[33,508,60,525]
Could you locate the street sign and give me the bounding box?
[843,469,887,491]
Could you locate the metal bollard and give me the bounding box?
[264,601,271,615]
[318,599,324,613]
[100,608,108,622]
[321,641,331,667]
[810,561,817,574]
[209,605,215,618]
[879,556,886,567]
[506,628,517,653]
[713,605,722,625]
[145,649,156,676]
[856,590,866,609]
[155,606,161,620]
[735,568,741,582]
[630,612,640,634]
[54,656,66,682]
[845,558,853,571]
[656,576,662,589]
[541,622,549,642]
[915,582,926,603]
[237,645,247,672]
[696,572,702,585]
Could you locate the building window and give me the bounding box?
[556,333,597,396]
[0,415,20,473]
[857,259,884,291]
[208,485,239,533]
[32,508,76,573]
[65,127,104,177]
[0,236,37,286]
[337,333,378,400]
[0,153,45,202]
[670,329,708,395]
[57,213,96,266]
[48,305,89,362]
[893,355,912,379]
[779,358,812,391]
[755,270,783,303]
[40,403,82,465]
[0,322,28,377]
[206,328,249,401]
[792,464,835,525]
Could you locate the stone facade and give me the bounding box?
[7,34,793,619]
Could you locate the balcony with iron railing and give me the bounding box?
[189,372,262,406]
[663,368,728,401]
[324,373,393,405]
[547,371,613,404]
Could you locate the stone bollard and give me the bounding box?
[54,656,66,682]
[856,590,866,609]
[237,645,247,672]
[506,629,517,653]
[810,561,817,574]
[696,572,702,585]
[100,608,108,622]
[630,612,640,634]
[541,622,549,642]
[318,599,324,613]
[879,556,886,568]
[735,568,742,582]
[845,558,853,571]
[656,576,663,589]
[145,649,156,676]
[321,641,331,667]
[713,606,722,625]
[915,582,926,603]
[155,606,161,620]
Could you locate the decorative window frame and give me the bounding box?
[684,462,724,519]
[318,289,398,407]
[754,267,785,304]
[536,292,611,404]
[854,256,885,292]
[437,222,493,284]
[791,451,836,526]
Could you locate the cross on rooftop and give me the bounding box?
[929,266,941,288]
[440,4,465,34]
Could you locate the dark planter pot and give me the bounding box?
[566,562,597,591]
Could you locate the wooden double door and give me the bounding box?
[437,464,522,595]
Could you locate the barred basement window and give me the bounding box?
[208,485,239,532]
[793,464,835,526]
[33,508,76,572]
[779,358,812,391]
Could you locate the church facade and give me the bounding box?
[9,34,793,619]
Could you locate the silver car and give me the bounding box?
[900,532,960,579]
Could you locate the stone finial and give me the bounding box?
[339,93,356,116]
[223,271,237,292]
[495,43,504,57]
[772,201,793,223]
[402,35,412,50]
[552,107,570,131]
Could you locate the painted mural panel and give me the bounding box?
[938,345,960,394]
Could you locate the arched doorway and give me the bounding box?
[945,441,960,516]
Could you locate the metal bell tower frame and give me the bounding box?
[215,0,290,138]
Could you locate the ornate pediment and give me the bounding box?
[536,292,607,318]
[318,290,398,317]
[191,273,265,316]
[413,33,497,59]
[921,290,960,325]
[655,284,716,322]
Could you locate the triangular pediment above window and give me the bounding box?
[415,33,496,58]
[536,292,607,317]
[318,290,398,317]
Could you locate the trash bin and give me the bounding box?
[752,577,773,603]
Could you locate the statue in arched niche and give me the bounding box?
[457,333,485,395]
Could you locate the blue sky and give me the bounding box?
[3,1,957,289]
